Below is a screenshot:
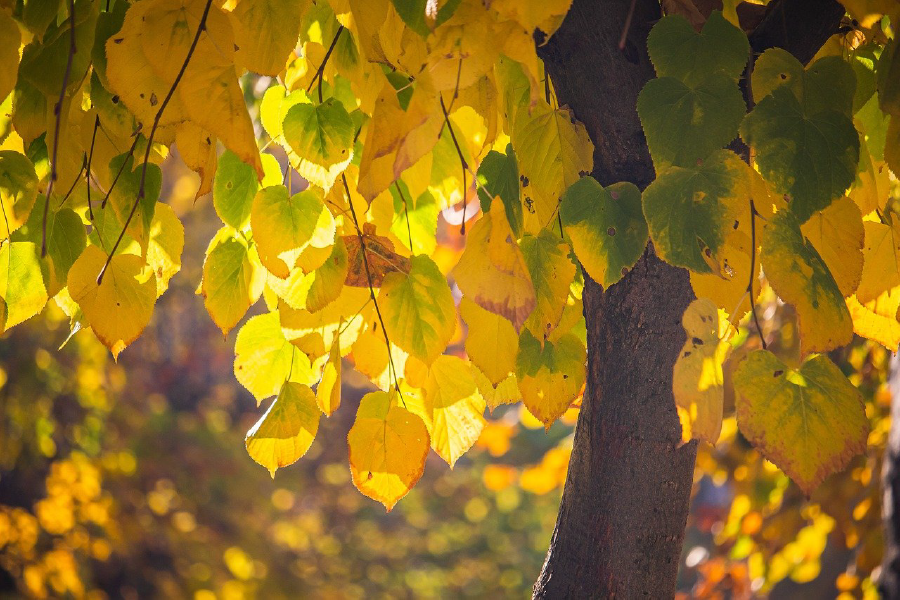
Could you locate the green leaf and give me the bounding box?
[245,382,320,477]
[282,98,355,190]
[641,149,745,273]
[741,87,859,222]
[560,178,647,287]
[760,211,852,353]
[234,311,316,404]
[520,231,576,337]
[476,144,523,238]
[516,329,585,429]
[0,241,47,330]
[380,254,455,365]
[390,183,438,256]
[250,186,335,279]
[15,196,87,297]
[390,0,461,36]
[647,11,749,85]
[752,50,856,116]
[267,236,349,313]
[733,350,868,495]
[201,229,265,335]
[91,0,128,89]
[107,153,160,254]
[637,73,745,169]
[214,150,260,231]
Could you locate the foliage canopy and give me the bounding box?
[1,0,899,516]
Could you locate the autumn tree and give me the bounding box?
[1,0,899,597]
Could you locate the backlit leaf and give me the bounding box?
[760,211,852,353]
[380,254,455,365]
[68,245,156,359]
[733,350,868,495]
[200,230,265,335]
[856,217,900,304]
[0,150,39,239]
[348,390,429,511]
[246,382,320,476]
[560,178,648,287]
[800,196,864,297]
[453,201,535,330]
[0,241,47,330]
[228,0,307,76]
[282,98,354,191]
[316,335,342,416]
[516,329,585,428]
[460,297,518,386]
[420,355,487,467]
[673,298,732,445]
[234,311,316,404]
[520,231,576,337]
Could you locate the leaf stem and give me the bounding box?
[85,114,100,220]
[98,0,215,283]
[342,173,404,399]
[41,0,77,258]
[100,132,140,209]
[58,154,87,208]
[748,198,767,350]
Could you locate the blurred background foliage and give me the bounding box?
[0,80,898,600]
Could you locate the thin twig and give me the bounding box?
[98,0,215,283]
[58,154,86,208]
[446,56,463,113]
[41,0,77,258]
[748,198,767,350]
[306,25,344,103]
[85,114,99,220]
[439,96,473,235]
[342,173,403,399]
[100,132,140,209]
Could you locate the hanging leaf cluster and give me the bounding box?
[0,0,898,507]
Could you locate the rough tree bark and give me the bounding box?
[534,1,845,597]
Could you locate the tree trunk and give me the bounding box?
[534,1,845,597]
[881,352,900,598]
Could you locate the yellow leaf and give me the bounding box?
[520,231,576,337]
[380,254,455,365]
[857,218,900,304]
[760,211,852,353]
[690,228,755,321]
[847,288,900,350]
[733,350,869,495]
[350,323,409,390]
[516,329,586,428]
[420,356,487,467]
[490,0,573,38]
[460,297,518,386]
[145,204,184,297]
[234,311,317,404]
[512,101,593,232]
[348,390,429,511]
[108,0,262,176]
[278,285,370,360]
[0,150,39,240]
[673,298,733,445]
[0,241,48,330]
[68,245,156,359]
[200,229,265,335]
[452,201,535,330]
[0,10,20,113]
[473,369,521,412]
[245,382,319,476]
[175,123,217,199]
[268,237,349,312]
[357,82,441,201]
[316,334,342,416]
[250,186,335,279]
[227,0,307,76]
[801,196,864,297]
